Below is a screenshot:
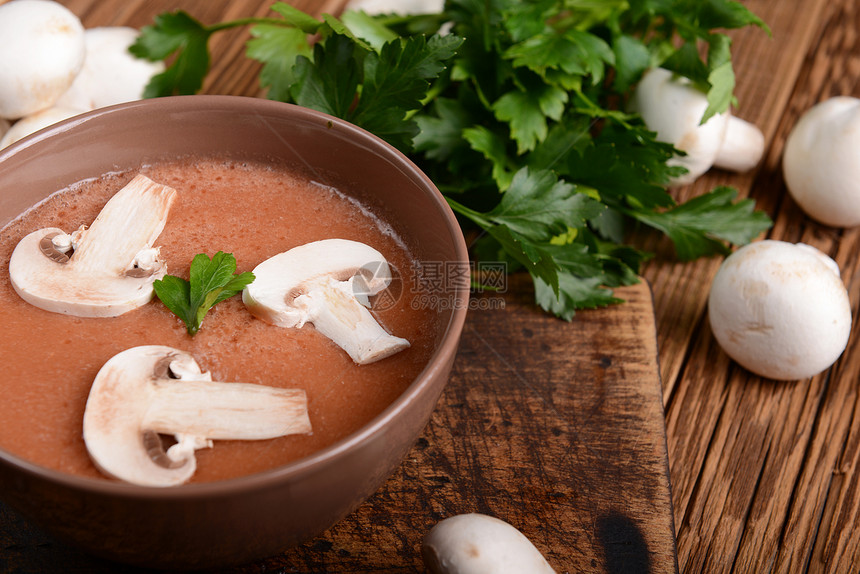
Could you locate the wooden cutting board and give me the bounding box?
[0,277,677,573]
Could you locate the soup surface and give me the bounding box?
[0,157,438,483]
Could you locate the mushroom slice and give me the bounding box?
[9,174,176,317]
[83,345,312,487]
[242,238,410,365]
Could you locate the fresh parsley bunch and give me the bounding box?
[131,0,772,320]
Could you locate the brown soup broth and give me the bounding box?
[0,157,438,483]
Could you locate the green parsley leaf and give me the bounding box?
[701,34,736,123]
[486,167,604,240]
[492,74,569,154]
[448,167,605,297]
[339,8,399,50]
[247,24,313,101]
[353,34,461,149]
[503,0,553,43]
[697,0,771,34]
[268,1,324,34]
[462,125,513,190]
[488,224,559,289]
[535,271,622,321]
[289,31,462,151]
[660,43,709,89]
[611,34,651,93]
[628,187,772,260]
[504,29,615,85]
[414,98,472,161]
[291,33,362,118]
[130,11,212,97]
[153,252,255,335]
[151,275,193,328]
[563,124,679,210]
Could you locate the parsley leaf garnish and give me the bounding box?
[133,0,772,321]
[153,252,255,335]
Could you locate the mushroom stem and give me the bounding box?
[71,174,174,274]
[713,115,765,173]
[297,276,410,364]
[147,379,311,440]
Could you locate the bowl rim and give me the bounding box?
[0,95,470,499]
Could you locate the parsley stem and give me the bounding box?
[445,196,493,230]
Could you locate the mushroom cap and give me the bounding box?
[9,227,167,316]
[708,240,852,380]
[783,96,860,227]
[54,27,165,111]
[0,105,85,149]
[631,68,730,186]
[242,238,393,328]
[0,0,86,119]
[83,345,200,487]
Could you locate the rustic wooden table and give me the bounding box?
[1,1,859,573]
[645,1,860,572]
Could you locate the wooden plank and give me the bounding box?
[755,1,860,571]
[652,0,860,571]
[645,0,831,564]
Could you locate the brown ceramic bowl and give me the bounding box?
[0,96,468,569]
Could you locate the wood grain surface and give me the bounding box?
[642,1,860,572]
[2,0,860,573]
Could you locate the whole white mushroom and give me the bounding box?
[422,513,556,574]
[0,105,85,149]
[708,240,852,381]
[631,68,765,187]
[782,96,860,227]
[0,0,86,119]
[54,27,165,111]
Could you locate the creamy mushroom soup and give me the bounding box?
[0,157,440,483]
